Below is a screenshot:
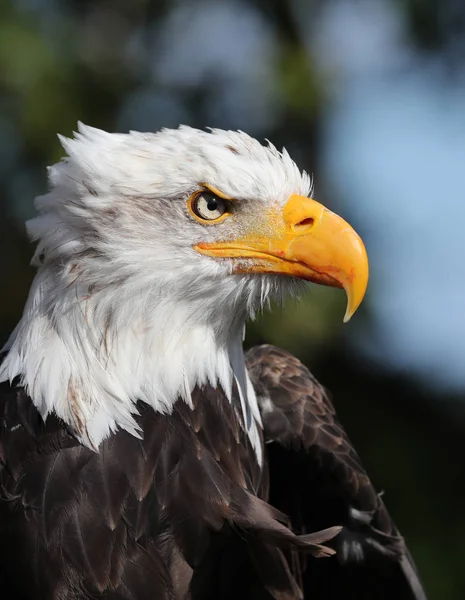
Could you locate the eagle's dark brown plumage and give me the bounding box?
[0,345,426,599]
[247,344,427,600]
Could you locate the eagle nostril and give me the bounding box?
[294,217,314,231]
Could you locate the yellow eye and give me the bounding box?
[188,191,230,224]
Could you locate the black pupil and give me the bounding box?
[206,197,218,212]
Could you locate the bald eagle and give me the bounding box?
[0,124,426,600]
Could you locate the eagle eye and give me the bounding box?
[188,191,230,224]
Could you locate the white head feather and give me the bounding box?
[0,123,312,462]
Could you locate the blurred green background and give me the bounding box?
[1,0,464,598]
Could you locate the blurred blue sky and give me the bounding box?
[120,0,280,133]
[316,0,465,390]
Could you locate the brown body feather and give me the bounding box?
[0,346,426,599]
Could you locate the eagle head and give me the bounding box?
[1,124,368,457]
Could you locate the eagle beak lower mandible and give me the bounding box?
[195,195,369,322]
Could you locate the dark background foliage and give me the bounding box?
[1,1,463,598]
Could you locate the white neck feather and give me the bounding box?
[0,267,263,463]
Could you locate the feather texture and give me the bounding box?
[0,365,339,600]
[246,344,427,600]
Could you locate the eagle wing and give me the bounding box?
[246,344,427,600]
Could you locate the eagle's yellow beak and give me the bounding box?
[195,195,369,322]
